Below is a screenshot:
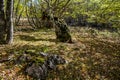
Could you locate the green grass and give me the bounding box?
[0,26,120,80]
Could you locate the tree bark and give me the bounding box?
[0,0,6,44]
[6,0,14,44]
[54,17,72,43]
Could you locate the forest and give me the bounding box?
[0,0,120,80]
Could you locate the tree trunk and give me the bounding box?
[41,0,72,43]
[54,17,72,43]
[0,0,6,44]
[42,11,72,43]
[6,0,14,44]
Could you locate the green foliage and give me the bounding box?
[12,0,120,28]
[41,46,50,53]
[66,0,120,28]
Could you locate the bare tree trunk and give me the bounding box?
[0,0,6,44]
[6,0,14,44]
[54,17,72,43]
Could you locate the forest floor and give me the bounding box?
[0,26,120,80]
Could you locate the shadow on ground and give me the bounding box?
[0,38,119,80]
[0,26,120,80]
[19,35,56,42]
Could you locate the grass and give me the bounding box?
[0,26,120,80]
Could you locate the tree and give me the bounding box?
[24,0,72,42]
[0,0,14,44]
[14,0,24,26]
[65,0,120,29]
[0,0,6,44]
[40,0,73,43]
[6,0,14,44]
[24,0,72,28]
